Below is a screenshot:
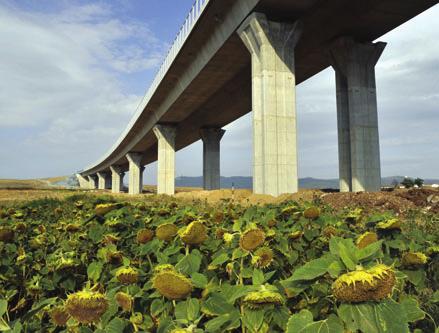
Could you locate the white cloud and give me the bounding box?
[0,2,166,178]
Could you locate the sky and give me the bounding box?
[0,1,438,183]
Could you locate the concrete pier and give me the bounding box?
[238,13,302,197]
[110,166,125,193]
[200,128,225,190]
[126,153,143,195]
[88,175,98,189]
[97,172,111,190]
[153,125,176,195]
[329,37,386,192]
[76,174,89,189]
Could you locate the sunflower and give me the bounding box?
[152,266,192,300]
[106,251,123,265]
[65,223,81,232]
[50,306,70,326]
[102,234,120,245]
[376,218,401,231]
[252,246,274,268]
[115,292,133,312]
[156,223,178,242]
[136,229,154,244]
[116,267,139,284]
[95,203,121,216]
[402,252,428,267]
[289,231,303,240]
[239,228,265,251]
[179,221,208,245]
[65,290,108,324]
[303,207,320,220]
[356,232,378,249]
[243,290,284,309]
[0,227,14,243]
[332,264,395,303]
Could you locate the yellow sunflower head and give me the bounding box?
[252,246,274,268]
[115,292,133,312]
[356,232,378,249]
[0,226,14,243]
[402,252,428,267]
[223,233,235,244]
[65,290,108,324]
[95,203,121,216]
[239,228,265,251]
[289,231,303,240]
[136,229,154,244]
[50,306,70,326]
[152,267,193,300]
[303,207,320,220]
[376,218,401,231]
[179,221,208,245]
[332,264,395,303]
[156,223,178,242]
[243,290,284,309]
[116,267,139,284]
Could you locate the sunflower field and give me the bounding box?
[0,194,438,332]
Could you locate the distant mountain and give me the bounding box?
[176,176,439,189]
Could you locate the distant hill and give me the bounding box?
[176,176,439,189]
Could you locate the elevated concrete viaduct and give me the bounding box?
[77,0,438,196]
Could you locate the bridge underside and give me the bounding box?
[80,0,437,194]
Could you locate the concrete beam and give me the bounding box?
[97,172,111,190]
[153,125,177,195]
[238,13,302,197]
[200,128,225,190]
[329,37,386,192]
[76,174,89,189]
[126,153,143,195]
[110,166,125,193]
[87,175,98,190]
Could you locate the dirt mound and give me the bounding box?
[394,188,439,213]
[321,191,415,214]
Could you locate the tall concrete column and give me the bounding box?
[153,124,177,195]
[238,13,302,197]
[97,172,111,190]
[110,166,125,193]
[88,175,98,189]
[126,153,143,195]
[329,37,386,192]
[76,174,89,189]
[200,128,225,190]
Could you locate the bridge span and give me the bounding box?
[77,0,438,196]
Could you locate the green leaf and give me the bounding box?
[290,255,336,281]
[205,311,241,333]
[330,238,358,270]
[252,269,264,285]
[400,296,425,322]
[338,299,409,333]
[286,310,344,333]
[87,261,103,282]
[210,253,229,267]
[431,291,439,303]
[105,318,128,333]
[202,294,236,316]
[21,297,57,322]
[187,298,200,322]
[191,272,208,289]
[242,309,264,333]
[176,250,202,275]
[0,300,7,317]
[357,240,383,261]
[0,318,10,332]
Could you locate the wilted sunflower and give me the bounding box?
[102,234,120,245]
[215,228,226,239]
[29,235,46,249]
[170,329,189,333]
[332,264,395,303]
[74,201,84,209]
[239,228,265,251]
[0,226,14,243]
[115,292,133,312]
[136,229,154,244]
[95,203,121,216]
[252,246,274,268]
[179,221,208,245]
[106,251,123,265]
[14,222,27,233]
[116,267,139,284]
[356,232,378,249]
[152,266,192,300]
[322,226,338,238]
[65,290,108,324]
[156,223,178,242]
[289,231,303,240]
[65,224,81,232]
[376,218,401,231]
[280,205,300,218]
[243,290,284,309]
[50,306,70,326]
[402,252,428,267]
[303,207,320,220]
